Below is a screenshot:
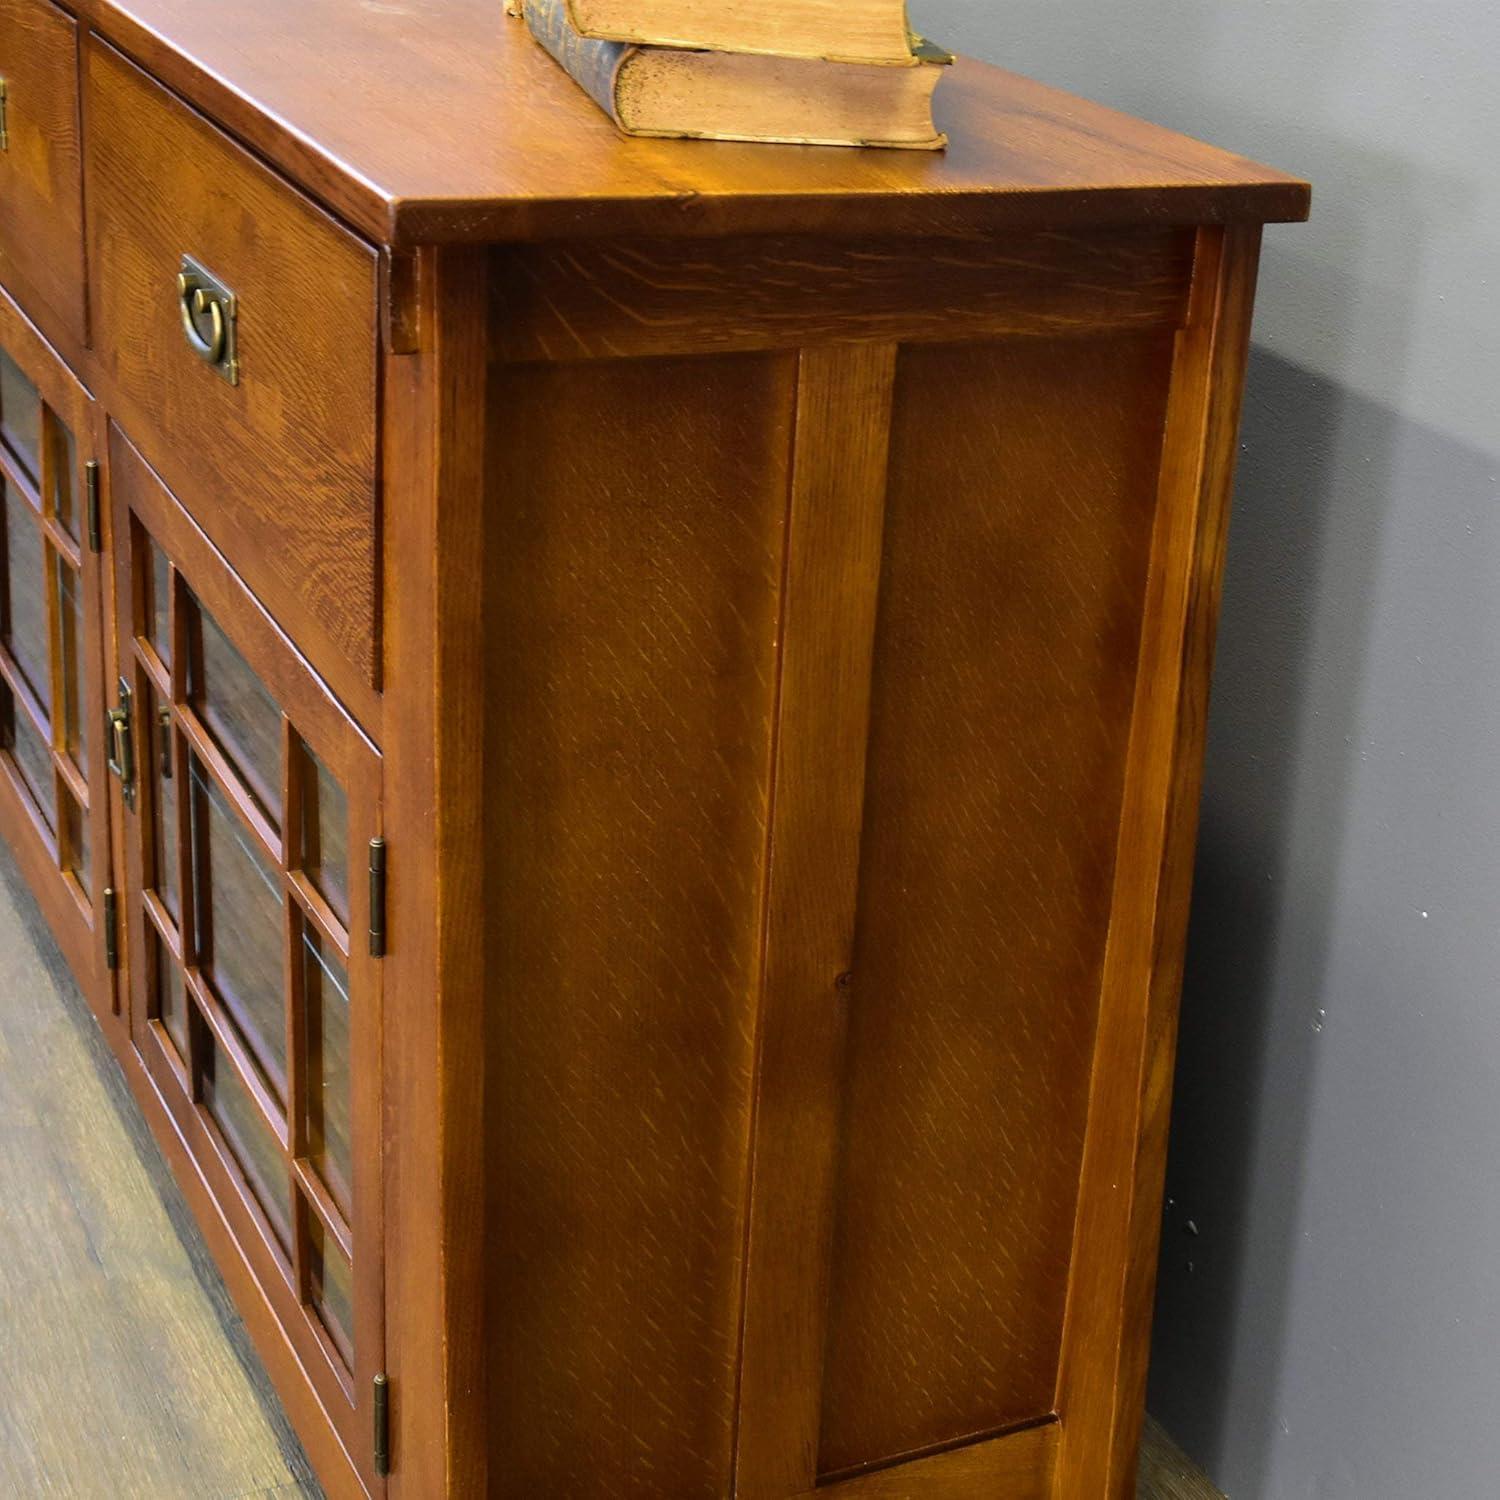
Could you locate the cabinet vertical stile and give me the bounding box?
[0,291,113,1019]
[108,429,387,1494]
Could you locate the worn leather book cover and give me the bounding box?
[563,0,919,66]
[522,0,949,150]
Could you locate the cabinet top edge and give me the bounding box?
[75,0,1312,250]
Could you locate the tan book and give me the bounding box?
[565,0,919,66]
[525,0,950,151]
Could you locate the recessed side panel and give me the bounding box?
[485,352,796,1497]
[818,333,1177,1476]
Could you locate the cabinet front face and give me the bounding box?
[109,429,386,1494]
[0,289,111,1013]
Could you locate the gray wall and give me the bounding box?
[910,2,1500,1495]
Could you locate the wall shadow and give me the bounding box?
[1147,349,1396,1491]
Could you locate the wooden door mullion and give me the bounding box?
[40,513,82,573]
[167,563,199,1065]
[183,957,291,1154]
[294,1155,353,1261]
[37,409,64,776]
[287,872,350,960]
[0,642,47,740]
[281,712,312,1303]
[55,735,86,808]
[0,432,37,507]
[175,702,279,860]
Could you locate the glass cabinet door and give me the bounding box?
[110,429,385,1489]
[0,291,113,1013]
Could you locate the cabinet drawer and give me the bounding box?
[0,0,85,357]
[84,40,380,722]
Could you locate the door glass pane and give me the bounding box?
[48,418,78,541]
[0,349,41,481]
[150,689,180,926]
[302,928,351,1212]
[191,758,286,1097]
[2,480,50,712]
[200,1032,291,1253]
[191,600,281,827]
[306,1210,354,1365]
[61,788,90,892]
[145,538,171,666]
[1,684,54,832]
[299,745,349,929]
[154,932,189,1062]
[56,556,86,776]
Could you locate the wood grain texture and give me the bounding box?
[817,332,1177,1477]
[484,351,795,1497]
[493,230,1195,364]
[734,343,897,1499]
[1,830,1222,1500]
[70,0,1307,247]
[0,2,1303,1480]
[83,39,381,723]
[0,0,86,362]
[814,1420,1057,1500]
[378,246,491,1500]
[1052,226,1263,1500]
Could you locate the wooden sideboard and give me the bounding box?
[0,1,1308,1494]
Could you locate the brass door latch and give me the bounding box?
[106,678,136,811]
[178,255,239,385]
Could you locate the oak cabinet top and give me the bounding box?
[79,0,1310,248]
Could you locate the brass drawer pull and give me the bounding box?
[177,255,239,385]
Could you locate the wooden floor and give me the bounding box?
[0,845,1220,1500]
[0,849,320,1499]
[1140,1418,1225,1500]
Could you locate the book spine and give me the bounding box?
[523,0,628,124]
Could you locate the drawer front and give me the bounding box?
[0,0,85,356]
[84,40,380,722]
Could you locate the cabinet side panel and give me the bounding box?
[819,334,1175,1475]
[484,353,795,1497]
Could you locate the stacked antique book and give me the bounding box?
[514,0,952,149]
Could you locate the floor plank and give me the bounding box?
[1140,1416,1225,1499]
[0,848,321,1500]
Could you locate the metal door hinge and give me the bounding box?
[368,838,387,957]
[103,889,119,971]
[372,1372,390,1476]
[0,80,9,153]
[106,678,136,811]
[85,461,103,553]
